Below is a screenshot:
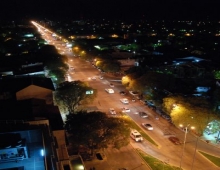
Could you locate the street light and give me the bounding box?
[191,135,199,170]
[179,124,190,169]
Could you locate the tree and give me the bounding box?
[64,111,130,151]
[213,70,220,79]
[38,45,69,85]
[55,81,97,113]
[163,95,218,135]
[48,69,65,84]
[102,61,121,73]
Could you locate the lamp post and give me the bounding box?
[191,136,199,170]
[179,124,190,169]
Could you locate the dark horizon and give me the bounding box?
[1,0,220,21]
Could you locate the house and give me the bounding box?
[0,77,55,104]
[0,76,86,170]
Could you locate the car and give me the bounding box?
[120,98,129,104]
[109,108,116,115]
[122,107,130,112]
[91,76,96,80]
[129,91,139,96]
[138,112,148,118]
[162,114,171,120]
[168,136,181,145]
[131,98,136,102]
[119,91,126,95]
[145,100,155,107]
[105,89,114,94]
[142,123,153,130]
[130,130,143,142]
[110,83,114,87]
[69,66,74,70]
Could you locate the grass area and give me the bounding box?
[198,151,220,167]
[136,149,182,170]
[121,113,158,147]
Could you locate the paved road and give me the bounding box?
[66,56,220,170]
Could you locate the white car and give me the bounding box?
[130,130,143,142]
[122,107,130,113]
[142,123,153,130]
[105,89,114,94]
[109,108,116,115]
[129,91,139,96]
[120,98,129,104]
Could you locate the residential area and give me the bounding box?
[0,19,220,170]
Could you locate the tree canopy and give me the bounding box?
[64,111,130,150]
[55,81,97,113]
[96,59,121,73]
[37,45,69,84]
[163,95,220,135]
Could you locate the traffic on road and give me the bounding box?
[34,22,220,170]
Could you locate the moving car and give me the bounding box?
[142,123,153,130]
[105,89,114,94]
[69,66,74,70]
[109,108,116,115]
[138,112,148,118]
[121,107,130,112]
[130,130,143,142]
[119,91,126,95]
[110,83,114,87]
[120,98,129,104]
[129,91,139,96]
[168,136,181,145]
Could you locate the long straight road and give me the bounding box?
[37,25,220,170]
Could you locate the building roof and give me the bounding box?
[0,76,55,93]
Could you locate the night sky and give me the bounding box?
[0,0,220,21]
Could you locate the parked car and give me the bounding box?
[145,100,155,107]
[162,114,171,121]
[145,100,156,109]
[142,123,153,130]
[168,136,181,145]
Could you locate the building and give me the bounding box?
[0,77,86,170]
